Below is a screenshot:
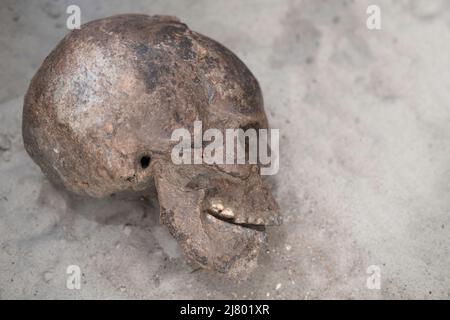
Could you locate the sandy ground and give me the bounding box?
[1,0,450,299]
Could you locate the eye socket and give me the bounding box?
[140,155,151,169]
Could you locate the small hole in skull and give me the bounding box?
[140,155,151,169]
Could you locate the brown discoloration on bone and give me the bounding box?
[22,14,280,276]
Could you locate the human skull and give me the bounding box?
[22,14,280,276]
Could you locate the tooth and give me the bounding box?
[219,208,234,219]
[247,217,255,224]
[235,217,244,224]
[210,200,224,213]
[256,218,264,225]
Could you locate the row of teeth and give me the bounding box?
[209,202,235,219]
[209,201,281,225]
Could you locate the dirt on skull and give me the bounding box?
[22,14,280,276]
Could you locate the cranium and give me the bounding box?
[22,14,280,276]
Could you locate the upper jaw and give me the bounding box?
[204,188,281,227]
[183,162,281,226]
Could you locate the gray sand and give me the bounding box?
[1,0,450,299]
